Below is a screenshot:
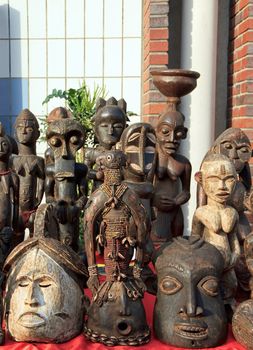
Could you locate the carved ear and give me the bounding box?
[95,98,106,112]
[182,127,188,139]
[194,171,202,184]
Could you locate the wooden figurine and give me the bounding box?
[198,127,253,295]
[83,150,150,346]
[34,115,87,252]
[10,109,44,244]
[154,236,227,348]
[84,97,127,192]
[4,237,88,343]
[192,154,240,313]
[150,69,199,246]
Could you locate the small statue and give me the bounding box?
[154,236,227,348]
[152,110,191,245]
[120,122,157,293]
[83,150,150,346]
[192,154,240,312]
[34,115,87,251]
[197,127,253,295]
[4,237,88,343]
[84,97,127,192]
[10,109,44,244]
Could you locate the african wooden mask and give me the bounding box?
[154,236,227,348]
[120,122,156,180]
[4,238,88,343]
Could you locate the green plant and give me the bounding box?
[42,81,107,146]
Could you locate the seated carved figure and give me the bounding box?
[192,154,240,311]
[4,238,88,343]
[154,236,227,348]
[152,110,191,246]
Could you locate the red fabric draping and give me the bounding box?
[1,292,246,350]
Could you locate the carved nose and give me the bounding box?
[218,179,226,190]
[61,142,68,159]
[119,289,131,316]
[229,147,238,159]
[24,285,40,307]
[107,125,113,135]
[185,285,203,317]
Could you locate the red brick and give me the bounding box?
[239,105,253,115]
[150,28,169,40]
[241,81,253,92]
[150,40,168,52]
[237,18,253,37]
[232,117,253,128]
[149,53,168,65]
[236,93,253,105]
[237,68,253,81]
[237,0,253,13]
[150,15,169,28]
[143,103,166,115]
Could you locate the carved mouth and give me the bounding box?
[18,312,46,328]
[174,323,208,340]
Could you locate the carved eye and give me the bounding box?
[26,127,34,132]
[198,276,219,296]
[50,137,61,147]
[160,276,182,295]
[100,123,108,128]
[224,142,233,149]
[18,279,29,287]
[239,146,250,153]
[113,123,123,129]
[1,142,8,147]
[39,281,52,288]
[162,128,170,135]
[108,292,114,301]
[107,154,112,161]
[70,135,79,145]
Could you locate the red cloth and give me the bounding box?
[1,292,246,350]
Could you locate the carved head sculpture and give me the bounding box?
[46,118,85,160]
[120,122,156,179]
[85,281,150,346]
[155,110,188,156]
[211,127,251,173]
[232,299,253,350]
[154,236,227,348]
[46,107,73,123]
[197,154,237,205]
[96,150,127,185]
[93,97,127,149]
[15,109,40,145]
[0,123,12,162]
[4,238,88,343]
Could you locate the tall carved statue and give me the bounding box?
[197,127,253,295]
[83,150,150,346]
[150,69,199,246]
[34,115,87,252]
[10,109,44,244]
[84,97,127,192]
[192,154,240,314]
[4,238,88,343]
[0,123,18,343]
[154,236,227,348]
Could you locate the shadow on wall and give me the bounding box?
[0,4,27,136]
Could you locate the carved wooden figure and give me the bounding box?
[83,150,150,346]
[35,115,87,251]
[192,154,240,312]
[150,70,199,246]
[84,97,127,192]
[198,127,253,295]
[4,237,88,343]
[154,236,227,348]
[10,109,44,244]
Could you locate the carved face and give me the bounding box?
[154,237,227,348]
[156,111,187,155]
[120,123,156,178]
[15,119,39,145]
[0,135,11,161]
[86,281,149,345]
[5,248,84,343]
[95,106,126,149]
[214,129,251,173]
[201,159,237,204]
[46,119,85,160]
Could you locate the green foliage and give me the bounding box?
[42,81,107,145]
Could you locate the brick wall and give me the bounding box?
[142,0,169,126]
[229,0,253,165]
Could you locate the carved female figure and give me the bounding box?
[4,237,88,343]
[84,97,127,192]
[198,128,252,294]
[152,110,191,245]
[83,150,150,346]
[10,109,44,243]
[192,154,240,309]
